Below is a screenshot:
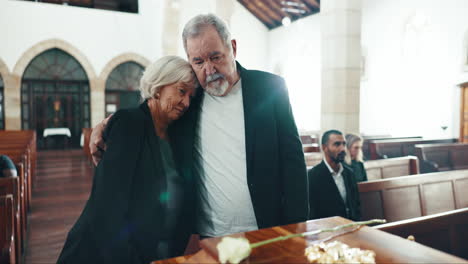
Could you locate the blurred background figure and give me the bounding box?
[345,134,368,182]
[0,154,17,178]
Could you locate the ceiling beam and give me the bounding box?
[238,0,277,29]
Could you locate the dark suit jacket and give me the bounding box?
[169,62,309,231]
[308,161,361,221]
[58,103,191,264]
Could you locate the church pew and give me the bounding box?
[302,143,320,153]
[0,132,37,192]
[414,143,468,173]
[1,153,31,251]
[368,138,457,160]
[361,135,421,160]
[376,208,468,259]
[300,134,319,144]
[0,195,16,264]
[358,170,468,223]
[0,178,21,264]
[364,156,419,180]
[0,130,37,182]
[0,150,31,211]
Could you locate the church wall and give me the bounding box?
[0,0,268,129]
[267,14,322,132]
[360,0,468,138]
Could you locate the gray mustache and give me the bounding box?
[206,73,226,83]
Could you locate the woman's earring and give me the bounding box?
[155,93,160,100]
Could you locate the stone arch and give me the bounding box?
[99,52,150,81]
[6,39,99,129]
[13,38,96,79]
[0,57,10,79]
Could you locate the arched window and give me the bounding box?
[0,75,4,130]
[22,48,90,149]
[105,62,144,117]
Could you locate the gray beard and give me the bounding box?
[205,79,229,97]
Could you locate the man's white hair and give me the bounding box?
[182,13,232,54]
[139,56,198,100]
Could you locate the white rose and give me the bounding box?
[217,237,252,264]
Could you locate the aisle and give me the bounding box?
[25,150,93,263]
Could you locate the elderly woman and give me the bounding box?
[344,134,368,182]
[57,56,198,264]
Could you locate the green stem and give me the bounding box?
[250,219,386,249]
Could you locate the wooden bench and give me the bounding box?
[364,156,419,180]
[1,150,31,211]
[376,208,468,259]
[0,130,37,263]
[414,143,468,173]
[300,134,319,144]
[302,143,320,153]
[0,130,37,181]
[361,135,422,160]
[0,178,21,264]
[358,170,468,223]
[368,138,457,160]
[0,195,16,264]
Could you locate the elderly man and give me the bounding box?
[308,130,361,221]
[91,14,309,241]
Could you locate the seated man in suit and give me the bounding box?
[308,130,361,221]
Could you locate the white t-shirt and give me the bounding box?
[194,79,258,237]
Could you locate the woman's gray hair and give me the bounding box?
[345,133,364,164]
[139,56,198,100]
[182,13,232,53]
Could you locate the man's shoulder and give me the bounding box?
[241,68,283,83]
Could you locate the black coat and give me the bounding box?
[169,62,310,231]
[308,161,361,221]
[57,103,192,264]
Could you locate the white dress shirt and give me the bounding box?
[323,158,347,203]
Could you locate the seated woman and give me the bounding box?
[57,56,199,264]
[344,134,368,182]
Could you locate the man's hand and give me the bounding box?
[89,115,112,166]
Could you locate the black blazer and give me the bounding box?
[58,103,191,264]
[169,62,309,230]
[308,161,361,221]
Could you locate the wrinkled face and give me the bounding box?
[186,25,238,96]
[323,134,347,163]
[349,141,363,160]
[158,81,195,121]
